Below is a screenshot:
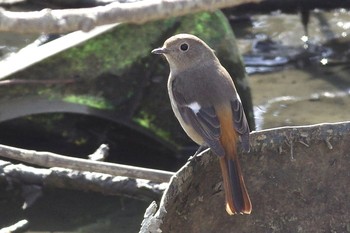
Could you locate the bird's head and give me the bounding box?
[152,34,217,72]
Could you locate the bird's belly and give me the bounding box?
[168,77,204,145]
[170,100,204,146]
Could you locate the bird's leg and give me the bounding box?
[188,144,208,161]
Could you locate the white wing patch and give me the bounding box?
[187,102,201,114]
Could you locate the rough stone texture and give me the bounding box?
[142,122,350,233]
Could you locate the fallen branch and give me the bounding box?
[0,78,75,86]
[0,144,174,183]
[0,160,166,201]
[0,0,258,33]
[0,219,29,233]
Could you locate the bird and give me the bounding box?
[152,34,252,215]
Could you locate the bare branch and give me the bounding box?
[0,78,75,86]
[88,143,109,161]
[0,0,258,33]
[0,219,29,233]
[0,160,166,201]
[0,144,174,183]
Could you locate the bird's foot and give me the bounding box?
[188,144,208,162]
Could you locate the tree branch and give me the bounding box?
[0,219,29,233]
[0,144,174,183]
[0,160,166,201]
[0,0,258,33]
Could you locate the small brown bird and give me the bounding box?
[152,34,252,215]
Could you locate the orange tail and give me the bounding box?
[216,105,252,215]
[219,155,252,215]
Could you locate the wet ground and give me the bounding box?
[233,10,350,130]
[1,8,350,233]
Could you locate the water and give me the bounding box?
[234,9,350,130]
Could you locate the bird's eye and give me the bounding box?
[180,43,189,51]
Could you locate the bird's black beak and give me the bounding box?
[151,47,169,55]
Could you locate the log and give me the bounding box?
[0,159,166,202]
[140,121,350,233]
[0,0,259,33]
[0,144,174,183]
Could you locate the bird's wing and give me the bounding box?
[171,85,225,156]
[231,98,250,152]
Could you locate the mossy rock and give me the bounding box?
[1,11,254,156]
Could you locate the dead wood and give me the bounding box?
[0,0,258,33]
[0,144,174,183]
[140,121,350,233]
[0,159,166,201]
[0,219,29,233]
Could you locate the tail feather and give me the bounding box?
[219,156,252,215]
[216,104,252,215]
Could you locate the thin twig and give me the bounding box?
[0,78,75,86]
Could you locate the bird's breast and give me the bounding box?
[167,75,205,145]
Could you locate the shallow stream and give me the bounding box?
[234,10,350,130]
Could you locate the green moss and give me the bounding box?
[133,111,171,142]
[25,113,64,131]
[58,19,178,79]
[63,95,114,110]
